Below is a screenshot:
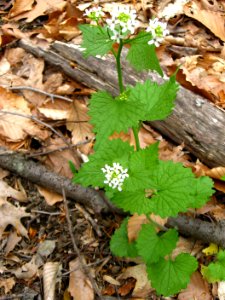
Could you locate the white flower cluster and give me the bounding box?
[106,6,138,43]
[84,7,105,21]
[101,162,129,191]
[146,18,169,47]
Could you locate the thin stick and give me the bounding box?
[27,139,92,158]
[62,188,104,299]
[6,85,73,102]
[75,203,103,237]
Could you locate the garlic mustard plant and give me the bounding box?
[73,5,215,297]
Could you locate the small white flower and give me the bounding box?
[84,6,105,21]
[146,18,169,47]
[106,6,138,42]
[101,162,129,192]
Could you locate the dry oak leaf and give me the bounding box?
[4,230,22,255]
[8,0,67,22]
[0,87,49,141]
[0,198,30,239]
[8,0,34,18]
[184,1,225,42]
[68,258,94,300]
[178,271,212,300]
[43,262,61,300]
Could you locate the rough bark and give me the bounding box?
[167,216,225,248]
[18,38,225,168]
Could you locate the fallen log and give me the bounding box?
[18,38,225,168]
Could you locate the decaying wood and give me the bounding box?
[18,38,225,168]
[0,147,116,214]
[167,216,225,248]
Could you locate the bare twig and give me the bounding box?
[5,85,73,102]
[62,188,104,299]
[27,138,92,158]
[75,203,103,237]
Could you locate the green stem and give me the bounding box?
[132,126,140,151]
[116,40,124,93]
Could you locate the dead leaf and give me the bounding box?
[13,255,38,279]
[44,136,80,177]
[68,258,94,300]
[0,57,10,76]
[43,262,61,300]
[4,230,22,255]
[37,186,63,205]
[205,167,225,180]
[0,179,27,202]
[178,271,212,300]
[8,0,34,18]
[127,214,148,243]
[0,198,30,239]
[66,100,94,154]
[184,1,225,42]
[0,277,16,294]
[0,87,49,142]
[9,0,67,22]
[117,264,152,298]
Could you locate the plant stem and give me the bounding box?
[132,126,140,151]
[116,41,124,93]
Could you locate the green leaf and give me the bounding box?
[129,77,179,122]
[221,175,225,181]
[79,24,114,58]
[136,224,178,264]
[189,176,214,208]
[126,31,163,76]
[123,143,159,191]
[202,250,225,283]
[147,161,205,218]
[111,189,152,215]
[73,139,133,188]
[147,254,198,296]
[110,217,138,258]
[89,90,144,141]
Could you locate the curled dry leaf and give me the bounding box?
[4,230,22,255]
[184,1,225,42]
[178,271,212,300]
[68,258,94,300]
[0,198,30,239]
[205,167,225,180]
[43,262,61,300]
[117,264,153,298]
